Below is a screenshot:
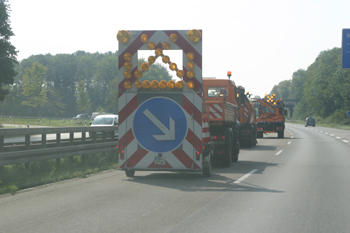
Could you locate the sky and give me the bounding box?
[7,0,350,97]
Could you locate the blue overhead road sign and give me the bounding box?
[342,29,350,69]
[133,97,187,153]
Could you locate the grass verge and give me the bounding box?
[0,152,118,195]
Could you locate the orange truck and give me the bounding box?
[253,94,286,138]
[237,86,257,147]
[202,72,240,167]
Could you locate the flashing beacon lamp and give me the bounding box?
[227,71,232,80]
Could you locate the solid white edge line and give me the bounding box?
[233,169,258,184]
[275,150,283,155]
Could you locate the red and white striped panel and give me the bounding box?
[202,116,210,144]
[118,93,202,170]
[208,103,223,119]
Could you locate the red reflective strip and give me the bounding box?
[172,150,201,169]
[209,104,224,118]
[118,95,138,125]
[183,95,202,126]
[186,129,202,153]
[121,149,148,168]
[118,129,134,150]
[163,30,202,69]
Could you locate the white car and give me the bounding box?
[90,114,118,137]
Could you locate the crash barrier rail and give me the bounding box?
[0,126,118,167]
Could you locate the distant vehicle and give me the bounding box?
[73,114,90,120]
[90,112,113,120]
[90,114,118,137]
[305,117,316,127]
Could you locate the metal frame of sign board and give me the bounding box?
[342,29,350,69]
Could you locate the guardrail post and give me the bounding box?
[0,136,4,152]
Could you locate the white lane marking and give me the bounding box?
[315,130,319,132]
[336,137,341,139]
[325,132,329,134]
[233,169,258,184]
[288,141,291,145]
[330,134,334,137]
[291,136,294,138]
[343,140,349,143]
[320,131,323,133]
[275,150,283,155]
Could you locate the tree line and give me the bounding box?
[0,51,173,118]
[270,47,350,122]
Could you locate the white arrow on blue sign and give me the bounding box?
[133,97,188,153]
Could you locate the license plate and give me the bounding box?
[155,157,165,165]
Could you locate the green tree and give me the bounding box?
[105,78,118,114]
[76,80,91,114]
[0,0,17,101]
[22,62,48,116]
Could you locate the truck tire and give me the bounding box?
[232,140,240,162]
[222,128,232,167]
[203,153,212,177]
[252,126,257,146]
[257,132,263,138]
[278,131,284,138]
[125,170,135,177]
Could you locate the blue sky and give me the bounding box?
[8,0,350,97]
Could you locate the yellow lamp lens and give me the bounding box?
[134,70,142,79]
[162,42,170,50]
[155,48,162,57]
[124,52,132,61]
[167,80,175,89]
[186,70,194,78]
[141,63,149,72]
[186,61,195,70]
[140,34,148,43]
[176,70,184,78]
[162,56,170,64]
[169,63,177,71]
[187,29,201,43]
[124,70,132,79]
[148,42,156,50]
[187,81,195,89]
[134,80,142,89]
[148,56,156,64]
[150,80,158,89]
[117,30,130,44]
[159,80,167,89]
[124,62,132,70]
[124,81,132,89]
[169,34,178,43]
[142,80,150,89]
[186,52,195,61]
[176,81,184,89]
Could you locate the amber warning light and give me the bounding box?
[227,71,232,78]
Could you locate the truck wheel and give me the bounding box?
[125,170,135,177]
[278,131,284,138]
[257,132,263,138]
[232,140,240,162]
[203,154,212,177]
[222,129,232,167]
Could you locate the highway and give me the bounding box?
[1,123,350,233]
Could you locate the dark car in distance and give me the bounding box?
[305,117,316,127]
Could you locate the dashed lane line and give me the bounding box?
[275,150,283,156]
[233,169,258,184]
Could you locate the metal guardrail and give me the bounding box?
[0,126,118,166]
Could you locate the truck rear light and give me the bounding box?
[212,135,225,140]
[276,127,283,130]
[257,127,263,130]
[196,151,200,160]
[120,150,125,160]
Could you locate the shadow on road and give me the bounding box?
[122,160,283,194]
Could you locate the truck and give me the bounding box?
[202,74,240,167]
[253,94,287,138]
[237,87,257,147]
[116,29,214,177]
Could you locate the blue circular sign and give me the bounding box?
[133,97,187,153]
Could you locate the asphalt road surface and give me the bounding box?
[1,123,350,233]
